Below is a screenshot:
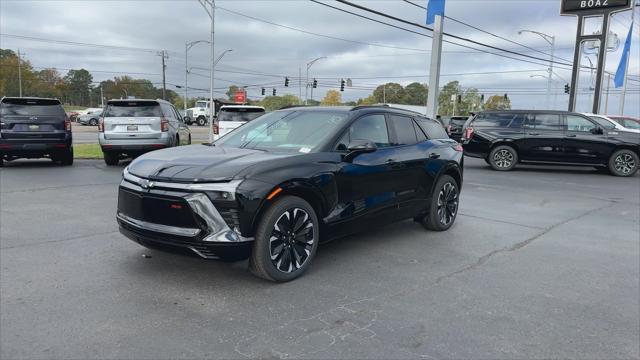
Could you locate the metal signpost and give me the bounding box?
[561,0,633,113]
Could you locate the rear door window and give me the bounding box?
[525,113,562,131]
[388,114,418,146]
[104,101,162,117]
[0,99,65,117]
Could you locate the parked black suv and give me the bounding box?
[446,115,470,142]
[0,97,73,166]
[461,110,639,176]
[117,106,464,281]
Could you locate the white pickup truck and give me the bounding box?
[214,105,266,140]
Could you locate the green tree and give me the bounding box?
[35,68,63,99]
[403,82,428,105]
[458,88,482,115]
[259,94,301,111]
[63,69,93,106]
[356,95,377,105]
[320,90,342,106]
[484,95,512,110]
[437,81,462,116]
[0,49,37,97]
[373,83,405,103]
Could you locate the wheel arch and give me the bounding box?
[489,140,520,156]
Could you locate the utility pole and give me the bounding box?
[383,84,386,104]
[185,43,189,112]
[426,15,443,119]
[299,66,302,104]
[605,72,611,114]
[161,50,167,100]
[100,85,104,107]
[17,48,23,97]
[305,57,325,105]
[197,0,217,143]
[619,4,635,114]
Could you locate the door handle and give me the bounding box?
[429,153,441,159]
[528,132,540,136]
[565,134,577,138]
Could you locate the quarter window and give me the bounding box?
[389,115,418,146]
[566,115,596,132]
[416,118,449,139]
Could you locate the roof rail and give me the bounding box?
[350,104,390,111]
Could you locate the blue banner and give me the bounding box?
[426,0,446,25]
[614,23,633,88]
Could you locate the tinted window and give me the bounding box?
[416,118,449,139]
[1,98,65,117]
[567,115,597,132]
[389,115,418,146]
[414,121,427,142]
[588,116,616,130]
[619,119,640,129]
[473,113,524,128]
[525,113,562,130]
[216,110,349,153]
[449,116,468,126]
[348,114,391,148]
[218,107,265,122]
[104,101,162,117]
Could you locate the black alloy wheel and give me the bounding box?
[488,145,518,171]
[608,149,639,177]
[250,196,319,282]
[420,175,459,231]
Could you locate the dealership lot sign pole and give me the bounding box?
[562,0,633,113]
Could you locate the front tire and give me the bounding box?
[197,116,206,126]
[420,175,460,231]
[488,145,518,171]
[608,149,639,177]
[249,196,319,282]
[104,151,119,166]
[89,118,98,126]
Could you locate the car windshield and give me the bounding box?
[0,99,65,116]
[215,110,349,153]
[104,102,162,117]
[218,108,265,122]
[589,116,617,130]
[450,118,468,125]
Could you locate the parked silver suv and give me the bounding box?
[99,99,191,166]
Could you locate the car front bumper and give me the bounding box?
[117,171,253,261]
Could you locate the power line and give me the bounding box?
[0,34,172,55]
[327,0,575,68]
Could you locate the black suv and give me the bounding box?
[117,106,464,281]
[461,110,640,176]
[0,97,73,166]
[446,115,470,142]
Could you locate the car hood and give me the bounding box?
[126,144,296,182]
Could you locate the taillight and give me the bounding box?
[446,125,452,135]
[464,127,474,140]
[65,118,71,132]
[161,118,169,132]
[213,123,219,135]
[98,117,104,132]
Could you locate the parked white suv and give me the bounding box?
[99,99,191,166]
[214,105,265,140]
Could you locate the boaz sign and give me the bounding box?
[561,0,631,15]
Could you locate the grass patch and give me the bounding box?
[63,105,87,112]
[74,144,103,159]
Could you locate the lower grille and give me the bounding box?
[219,208,241,230]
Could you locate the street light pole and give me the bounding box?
[305,57,326,105]
[198,0,217,143]
[519,30,555,110]
[185,40,210,113]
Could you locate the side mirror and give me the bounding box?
[591,127,604,135]
[344,139,377,162]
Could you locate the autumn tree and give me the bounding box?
[484,95,512,110]
[373,83,405,103]
[259,94,301,111]
[320,90,342,106]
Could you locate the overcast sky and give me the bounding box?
[1,0,638,116]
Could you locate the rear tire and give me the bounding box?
[488,145,518,171]
[104,151,119,166]
[249,196,319,282]
[89,118,98,126]
[188,135,192,145]
[608,149,639,177]
[60,148,73,166]
[420,175,459,231]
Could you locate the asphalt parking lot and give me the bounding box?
[1,157,638,359]
[72,123,211,144]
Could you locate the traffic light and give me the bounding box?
[272,88,276,96]
[284,77,289,87]
[504,93,508,100]
[340,79,345,92]
[261,88,265,95]
[457,95,462,103]
[480,94,485,102]
[313,79,318,88]
[564,84,570,94]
